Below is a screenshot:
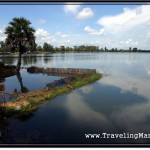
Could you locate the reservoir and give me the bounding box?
[0,52,150,144]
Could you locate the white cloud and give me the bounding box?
[118,39,139,48]
[60,40,71,45]
[37,19,46,24]
[35,30,73,47]
[61,34,70,38]
[84,26,106,36]
[35,28,55,45]
[0,29,6,41]
[64,3,81,14]
[67,40,70,43]
[81,5,150,49]
[35,28,49,37]
[55,31,62,35]
[99,38,139,50]
[90,41,101,47]
[97,5,150,34]
[76,8,94,20]
[145,18,150,26]
[144,32,150,45]
[55,32,70,38]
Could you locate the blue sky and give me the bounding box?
[0,2,150,50]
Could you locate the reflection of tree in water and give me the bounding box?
[0,78,5,83]
[0,75,30,143]
[16,72,29,93]
[43,55,53,64]
[60,54,65,61]
[22,55,38,66]
[22,55,54,66]
[1,56,16,65]
[0,72,31,143]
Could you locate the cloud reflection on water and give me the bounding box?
[64,91,114,131]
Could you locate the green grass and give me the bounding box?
[73,73,102,88]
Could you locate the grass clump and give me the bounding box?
[73,73,102,88]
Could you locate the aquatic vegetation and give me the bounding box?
[0,73,102,117]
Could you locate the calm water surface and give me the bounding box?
[0,52,150,144]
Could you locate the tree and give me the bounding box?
[111,48,115,51]
[0,41,5,48]
[43,43,53,52]
[48,44,54,52]
[54,47,61,52]
[26,43,37,53]
[0,41,5,53]
[36,45,43,52]
[74,46,77,51]
[133,47,137,52]
[0,41,10,53]
[104,47,108,51]
[60,45,65,52]
[100,48,104,51]
[5,17,36,73]
[65,47,73,52]
[43,43,49,51]
[129,47,132,52]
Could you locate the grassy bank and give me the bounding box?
[1,73,102,117]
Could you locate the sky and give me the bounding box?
[0,2,150,50]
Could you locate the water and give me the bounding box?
[0,52,150,144]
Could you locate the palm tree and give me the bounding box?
[5,17,36,73]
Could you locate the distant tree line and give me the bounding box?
[1,41,150,53]
[0,41,36,53]
[36,43,100,53]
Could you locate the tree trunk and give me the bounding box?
[16,52,22,73]
[16,72,24,93]
[16,72,29,93]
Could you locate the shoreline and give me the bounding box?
[0,51,150,57]
[0,73,102,118]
